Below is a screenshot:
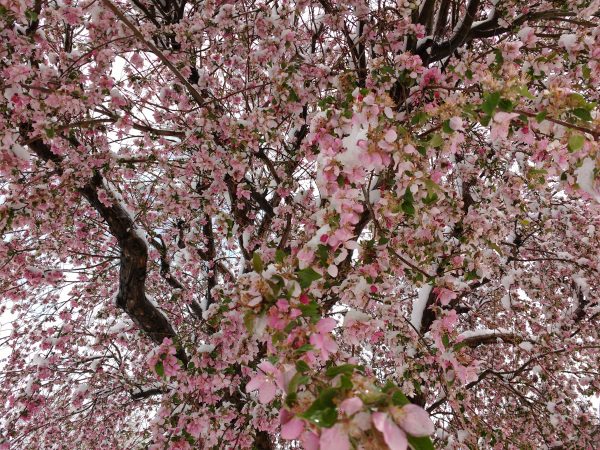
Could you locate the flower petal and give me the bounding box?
[257,361,277,375]
[339,397,363,416]
[394,404,435,437]
[319,425,350,450]
[316,317,337,333]
[281,417,304,440]
[373,412,408,450]
[258,381,277,404]
[301,431,319,450]
[245,375,265,393]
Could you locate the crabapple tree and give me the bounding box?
[1,0,600,448]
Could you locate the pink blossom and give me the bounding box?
[390,404,435,437]
[449,117,463,131]
[245,361,282,404]
[309,318,338,360]
[319,425,350,450]
[435,287,457,306]
[372,412,408,450]
[301,430,320,450]
[340,397,363,416]
[297,248,315,269]
[491,112,519,141]
[280,417,304,440]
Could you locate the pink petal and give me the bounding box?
[327,264,338,277]
[246,375,265,393]
[257,361,277,375]
[316,317,337,333]
[277,367,297,391]
[394,404,435,437]
[384,128,397,143]
[309,333,324,349]
[258,381,277,404]
[339,397,363,416]
[373,412,408,450]
[323,336,338,354]
[319,425,350,450]
[281,417,304,440]
[301,431,319,450]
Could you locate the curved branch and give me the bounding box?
[26,136,188,364]
[458,329,520,348]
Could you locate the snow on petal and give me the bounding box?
[449,117,463,131]
[384,128,397,143]
[10,144,30,160]
[343,309,370,326]
[575,157,600,202]
[327,264,338,277]
[558,34,578,52]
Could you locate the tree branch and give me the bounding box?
[25,135,188,364]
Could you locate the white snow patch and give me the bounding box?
[576,157,600,202]
[411,283,434,332]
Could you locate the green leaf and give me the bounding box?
[391,390,410,407]
[442,120,454,134]
[294,344,314,355]
[568,93,587,108]
[316,244,329,266]
[422,191,438,205]
[464,270,479,281]
[481,92,501,116]
[442,333,450,349]
[518,86,535,100]
[407,435,435,450]
[568,134,585,152]
[287,372,310,394]
[286,392,298,406]
[252,253,264,273]
[298,301,320,320]
[535,111,548,123]
[25,9,38,21]
[287,87,300,102]
[453,342,468,352]
[498,98,514,112]
[582,65,591,80]
[401,189,415,216]
[411,111,429,125]
[493,49,504,66]
[243,311,255,333]
[275,249,287,264]
[301,388,339,428]
[284,319,299,333]
[325,364,362,378]
[297,267,322,289]
[339,374,353,390]
[296,360,310,373]
[428,133,444,148]
[572,108,593,122]
[155,361,165,378]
